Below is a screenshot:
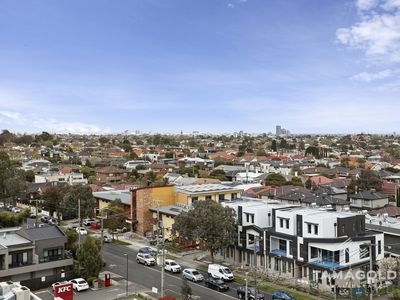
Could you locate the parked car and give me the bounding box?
[82,218,95,226]
[76,227,88,235]
[41,215,50,223]
[29,212,37,219]
[91,221,100,229]
[136,253,156,266]
[272,291,296,300]
[52,281,69,290]
[138,247,157,257]
[182,268,204,282]
[237,286,265,299]
[48,218,58,225]
[204,277,229,292]
[103,234,112,243]
[11,207,21,213]
[164,259,181,273]
[208,264,234,281]
[69,278,89,291]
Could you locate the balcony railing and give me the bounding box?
[309,259,342,270]
[270,249,287,257]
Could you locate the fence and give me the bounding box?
[20,270,77,291]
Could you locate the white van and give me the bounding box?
[207,264,234,281]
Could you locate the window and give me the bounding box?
[288,262,292,273]
[246,214,250,223]
[360,245,370,259]
[314,225,318,235]
[345,248,349,263]
[378,240,382,255]
[251,215,254,223]
[205,195,212,201]
[310,247,318,259]
[282,261,286,273]
[218,194,225,202]
[289,241,293,255]
[286,219,289,229]
[280,218,284,228]
[191,197,198,203]
[231,193,237,200]
[308,223,312,234]
[274,259,279,271]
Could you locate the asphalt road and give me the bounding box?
[102,242,273,300]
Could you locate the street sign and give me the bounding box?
[152,287,158,294]
[54,282,73,300]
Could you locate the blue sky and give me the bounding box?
[0,0,399,134]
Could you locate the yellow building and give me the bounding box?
[175,183,243,206]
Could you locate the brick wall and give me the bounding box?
[136,188,154,236]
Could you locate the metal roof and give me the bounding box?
[24,225,65,240]
[93,190,131,205]
[176,183,242,195]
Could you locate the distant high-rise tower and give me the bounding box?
[276,125,282,136]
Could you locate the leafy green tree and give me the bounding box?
[0,211,25,227]
[209,169,227,181]
[291,177,303,186]
[356,169,383,192]
[65,229,79,258]
[264,173,287,186]
[76,236,103,279]
[305,146,320,158]
[25,170,35,182]
[103,200,126,235]
[271,140,277,152]
[42,185,70,220]
[99,137,109,145]
[63,185,96,220]
[172,200,236,262]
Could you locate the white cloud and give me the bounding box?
[0,111,26,125]
[351,69,398,81]
[382,0,400,10]
[227,3,234,8]
[356,0,379,10]
[336,1,400,63]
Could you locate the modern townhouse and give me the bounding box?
[222,200,384,291]
[34,172,88,185]
[0,226,73,282]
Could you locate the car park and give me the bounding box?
[164,259,181,273]
[76,227,88,235]
[136,253,156,266]
[208,264,234,281]
[69,278,89,291]
[237,286,265,299]
[182,268,204,282]
[204,277,229,292]
[272,291,296,300]
[138,247,157,257]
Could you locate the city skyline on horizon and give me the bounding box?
[0,0,399,134]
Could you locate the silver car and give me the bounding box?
[182,268,204,282]
[136,253,156,266]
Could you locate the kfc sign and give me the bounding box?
[54,282,73,300]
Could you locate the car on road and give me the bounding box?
[237,286,265,299]
[48,218,58,225]
[208,264,234,281]
[136,253,156,266]
[272,291,296,300]
[138,247,157,257]
[76,227,88,235]
[103,234,112,243]
[51,281,69,290]
[182,268,204,282]
[69,278,89,291]
[41,216,50,223]
[11,207,21,213]
[83,218,95,226]
[164,259,181,273]
[204,277,229,292]
[29,212,37,219]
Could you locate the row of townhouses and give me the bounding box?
[221,200,384,291]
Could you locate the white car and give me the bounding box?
[76,227,88,235]
[69,278,89,291]
[182,268,204,282]
[82,218,95,226]
[11,207,21,213]
[103,234,112,243]
[52,281,69,290]
[164,259,181,273]
[136,253,156,266]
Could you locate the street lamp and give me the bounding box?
[245,272,248,300]
[124,253,128,297]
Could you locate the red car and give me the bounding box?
[91,222,100,229]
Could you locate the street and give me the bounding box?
[102,242,273,300]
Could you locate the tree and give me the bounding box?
[291,177,303,186]
[264,173,287,186]
[172,200,236,262]
[103,200,126,235]
[181,278,192,300]
[65,229,79,258]
[145,171,157,186]
[305,146,320,158]
[271,140,277,152]
[42,185,69,220]
[99,136,109,145]
[209,169,227,181]
[0,211,25,227]
[357,169,383,192]
[25,170,35,182]
[63,185,96,220]
[76,236,103,279]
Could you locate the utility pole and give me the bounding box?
[78,199,81,247]
[161,225,165,298]
[154,199,165,298]
[253,236,259,292]
[245,272,248,300]
[369,243,373,300]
